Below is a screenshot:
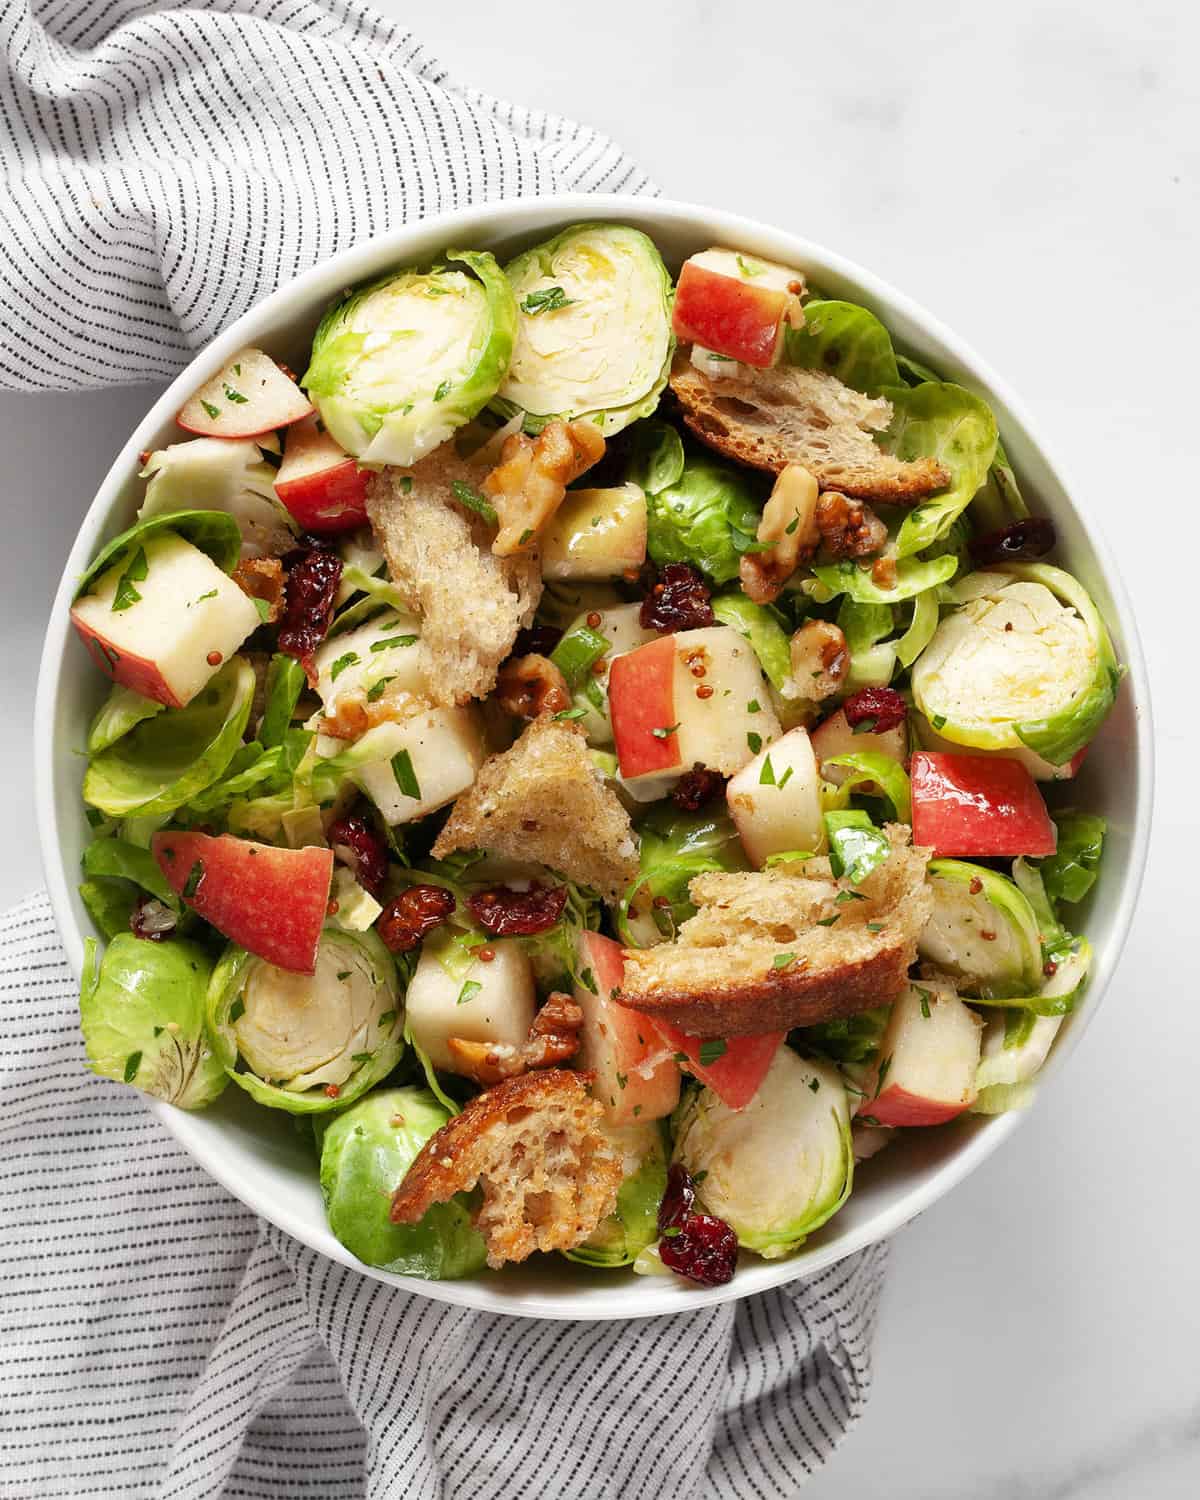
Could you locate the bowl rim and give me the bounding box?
[34,192,1154,1319]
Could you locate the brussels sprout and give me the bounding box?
[711,592,793,695]
[80,933,226,1109]
[645,450,767,585]
[784,299,901,395]
[884,383,998,559]
[969,438,1030,534]
[911,564,1120,765]
[1037,811,1107,907]
[673,1049,852,1258]
[206,927,403,1113]
[318,1087,486,1278]
[822,752,912,823]
[624,419,686,496]
[894,587,940,669]
[619,805,748,948]
[919,859,1043,999]
[79,879,137,940]
[496,223,674,436]
[87,684,165,756]
[82,837,179,909]
[972,941,1091,1113]
[303,249,516,467]
[812,551,958,606]
[566,1122,668,1268]
[138,439,296,559]
[83,657,256,819]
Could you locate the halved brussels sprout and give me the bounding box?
[972,940,1091,1114]
[206,927,402,1113]
[303,249,516,467]
[566,1122,668,1268]
[911,563,1120,765]
[83,657,256,819]
[496,223,674,436]
[672,1048,852,1259]
[919,859,1043,999]
[80,934,226,1109]
[138,439,296,559]
[318,1087,486,1278]
[87,684,165,756]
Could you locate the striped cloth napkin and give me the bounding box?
[0,4,887,1496]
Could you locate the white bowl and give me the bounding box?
[35,195,1153,1319]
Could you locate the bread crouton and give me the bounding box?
[389,1069,622,1267]
[617,827,931,1036]
[431,717,639,904]
[366,445,542,706]
[670,358,949,503]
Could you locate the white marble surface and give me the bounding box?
[6,0,1197,1493]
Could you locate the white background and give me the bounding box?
[7,1,1197,1493]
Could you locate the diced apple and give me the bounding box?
[405,937,535,1072]
[354,707,485,824]
[910,752,1057,857]
[727,726,824,864]
[274,413,369,532]
[71,532,260,708]
[811,707,908,787]
[573,932,679,1125]
[152,831,333,974]
[177,348,312,438]
[569,602,658,746]
[866,981,982,1127]
[672,248,805,367]
[610,626,781,793]
[644,1018,785,1111]
[541,484,648,580]
[312,610,424,716]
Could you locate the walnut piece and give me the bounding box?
[815,491,888,559]
[232,557,286,623]
[495,653,571,721]
[739,464,820,604]
[482,419,605,557]
[446,992,584,1086]
[789,619,849,701]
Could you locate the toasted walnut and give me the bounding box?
[815,491,888,560]
[789,619,849,700]
[320,679,424,740]
[232,557,286,624]
[446,992,584,1085]
[739,464,820,604]
[482,419,606,557]
[495,653,571,720]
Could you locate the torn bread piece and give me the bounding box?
[432,717,639,905]
[617,826,931,1037]
[669,358,949,503]
[389,1068,623,1268]
[366,445,541,707]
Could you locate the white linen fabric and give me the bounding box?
[0,2,888,1494]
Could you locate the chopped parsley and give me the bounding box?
[698,1038,727,1067]
[192,589,218,605]
[182,861,205,900]
[336,971,351,981]
[366,676,393,702]
[378,1009,397,1028]
[866,921,886,933]
[450,480,498,526]
[111,546,149,613]
[874,1054,893,1097]
[931,713,948,730]
[815,914,840,927]
[652,723,680,740]
[253,596,272,622]
[915,986,933,1019]
[351,1053,372,1064]
[553,706,587,721]
[747,731,762,754]
[579,967,598,994]
[229,997,245,1023]
[835,889,867,904]
[123,1052,141,1084]
[399,476,413,494]
[777,766,794,790]
[616,1072,628,1091]
[785,514,800,535]
[433,379,451,402]
[736,255,763,277]
[371,634,418,652]
[773,952,796,969]
[521,285,573,315]
[200,399,221,420]
[759,754,776,786]
[852,717,878,735]
[518,528,534,546]
[223,385,247,404]
[456,980,482,1006]
[747,699,761,714]
[809,1077,821,1093]
[329,651,359,681]
[391,748,421,800]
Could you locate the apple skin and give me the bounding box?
[574,933,680,1125]
[153,831,333,975]
[642,1018,785,1111]
[910,752,1057,857]
[177,348,312,439]
[866,982,982,1128]
[71,617,182,707]
[673,261,789,367]
[274,414,369,533]
[609,635,680,780]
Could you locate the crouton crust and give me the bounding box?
[431,717,639,904]
[366,444,542,706]
[617,828,931,1037]
[669,358,949,503]
[389,1069,622,1268]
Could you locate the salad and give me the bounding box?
[68,223,1120,1288]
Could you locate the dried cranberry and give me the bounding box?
[658,1163,696,1233]
[843,686,907,734]
[513,624,563,658]
[659,1214,739,1287]
[640,563,714,634]
[327,813,389,899]
[277,543,343,668]
[970,516,1056,565]
[377,885,456,953]
[672,765,726,812]
[129,896,177,942]
[466,883,568,937]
